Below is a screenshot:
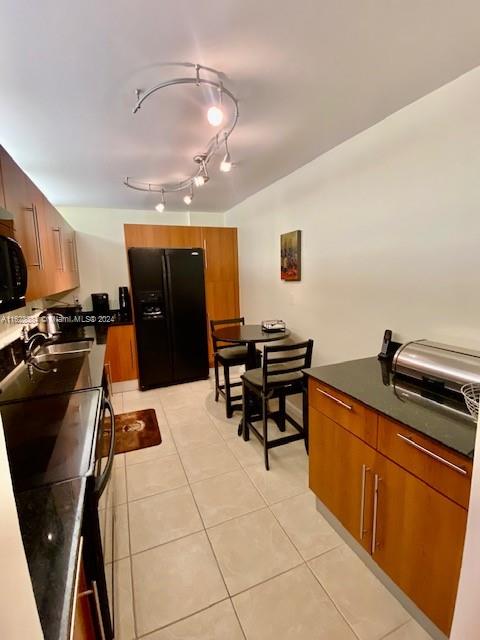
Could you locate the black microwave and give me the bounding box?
[0,233,27,313]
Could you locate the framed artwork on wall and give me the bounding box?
[280,230,301,281]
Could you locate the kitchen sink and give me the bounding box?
[33,339,93,362]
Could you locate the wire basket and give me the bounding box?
[461,383,480,421]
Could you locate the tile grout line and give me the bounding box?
[380,619,418,639]
[302,559,364,640]
[263,489,363,640]
[162,396,249,640]
[135,598,233,639]
[120,411,141,640]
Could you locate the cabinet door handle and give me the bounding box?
[69,536,84,640]
[92,580,107,640]
[53,227,64,271]
[25,204,43,268]
[72,236,79,272]
[105,362,113,396]
[315,387,352,411]
[371,474,380,555]
[130,339,134,369]
[359,464,370,540]
[396,433,468,476]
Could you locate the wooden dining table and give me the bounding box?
[211,323,290,434]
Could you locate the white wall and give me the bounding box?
[451,413,480,639]
[57,207,224,309]
[226,66,480,365]
[0,414,43,640]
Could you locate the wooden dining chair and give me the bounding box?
[241,339,314,470]
[210,317,250,418]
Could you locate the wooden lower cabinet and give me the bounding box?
[309,402,468,636]
[373,453,467,634]
[309,408,375,553]
[72,562,96,640]
[105,324,138,383]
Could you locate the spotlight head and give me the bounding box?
[183,194,192,205]
[155,202,165,212]
[194,175,205,187]
[207,105,223,127]
[220,153,232,173]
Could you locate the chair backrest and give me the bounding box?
[210,317,245,352]
[262,339,314,392]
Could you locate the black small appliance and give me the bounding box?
[118,286,132,321]
[0,233,27,313]
[91,292,110,315]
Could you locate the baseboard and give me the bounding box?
[314,498,447,640]
[112,379,138,393]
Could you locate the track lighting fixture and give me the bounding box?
[193,156,209,187]
[155,189,166,212]
[124,63,239,209]
[220,133,232,173]
[183,184,193,206]
[207,83,224,126]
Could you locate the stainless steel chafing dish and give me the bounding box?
[392,339,480,393]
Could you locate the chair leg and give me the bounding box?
[262,396,269,470]
[242,383,250,441]
[214,357,220,402]
[277,391,286,432]
[224,365,233,418]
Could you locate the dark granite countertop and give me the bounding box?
[305,357,476,458]
[15,478,86,640]
[0,325,108,640]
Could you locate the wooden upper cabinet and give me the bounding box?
[0,146,80,299]
[124,223,202,249]
[1,149,47,299]
[201,227,240,363]
[201,227,238,283]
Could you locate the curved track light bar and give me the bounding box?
[124,63,238,206]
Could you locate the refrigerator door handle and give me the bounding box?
[163,251,176,373]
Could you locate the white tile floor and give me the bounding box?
[109,374,434,640]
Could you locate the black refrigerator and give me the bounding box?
[128,247,209,390]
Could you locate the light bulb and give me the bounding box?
[194,175,205,187]
[220,157,232,173]
[183,194,192,205]
[207,105,223,127]
[155,202,165,212]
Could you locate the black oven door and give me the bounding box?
[83,395,116,640]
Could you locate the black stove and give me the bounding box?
[0,388,102,492]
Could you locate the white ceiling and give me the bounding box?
[1,0,480,213]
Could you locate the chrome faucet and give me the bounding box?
[22,326,49,358]
[22,326,57,375]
